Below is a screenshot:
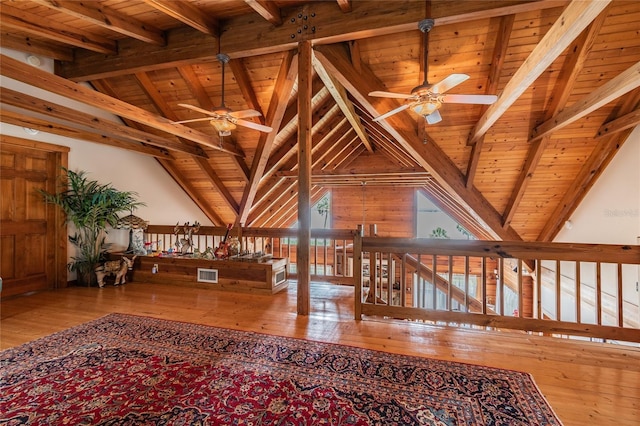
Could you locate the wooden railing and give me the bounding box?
[353,237,640,343]
[143,226,640,343]
[144,225,358,284]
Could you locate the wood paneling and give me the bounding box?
[332,186,415,238]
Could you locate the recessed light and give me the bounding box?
[23,127,40,135]
[26,55,42,67]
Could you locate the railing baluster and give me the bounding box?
[448,255,453,312]
[482,257,487,315]
[536,261,542,319]
[555,260,561,321]
[401,254,407,307]
[617,263,623,327]
[499,258,504,316]
[464,256,469,313]
[517,259,523,317]
[576,261,581,323]
[596,262,602,325]
[432,255,437,310]
[417,254,422,308]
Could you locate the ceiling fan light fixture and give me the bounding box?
[210,119,236,135]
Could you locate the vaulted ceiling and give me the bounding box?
[1,0,639,241]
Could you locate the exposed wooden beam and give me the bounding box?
[249,113,350,224]
[537,129,635,242]
[134,70,243,220]
[0,34,74,62]
[596,108,640,139]
[502,11,608,229]
[0,54,242,156]
[468,0,611,145]
[237,51,298,226]
[194,157,240,215]
[276,169,430,178]
[312,53,374,153]
[465,14,515,188]
[57,1,566,81]
[177,64,251,181]
[531,60,640,141]
[133,71,225,154]
[0,87,206,158]
[298,40,313,316]
[30,0,166,45]
[0,109,173,159]
[244,0,282,25]
[0,3,117,54]
[142,0,219,36]
[90,78,224,225]
[314,43,522,241]
[537,91,640,242]
[227,58,266,122]
[264,90,335,179]
[336,0,352,13]
[248,119,353,226]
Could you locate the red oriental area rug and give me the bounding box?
[0,313,562,425]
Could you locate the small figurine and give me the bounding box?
[94,255,137,288]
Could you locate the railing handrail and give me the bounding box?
[361,238,640,265]
[146,225,357,240]
[356,236,640,344]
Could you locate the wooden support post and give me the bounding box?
[297,40,312,315]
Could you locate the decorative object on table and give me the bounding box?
[227,237,240,257]
[39,168,143,286]
[93,255,137,288]
[0,313,562,425]
[115,210,148,255]
[214,223,233,259]
[173,221,200,254]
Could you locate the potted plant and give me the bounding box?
[41,168,143,286]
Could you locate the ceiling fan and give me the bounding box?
[174,53,273,136]
[369,18,498,125]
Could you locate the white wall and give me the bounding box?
[0,48,212,264]
[555,125,640,245]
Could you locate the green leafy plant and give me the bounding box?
[429,227,449,239]
[316,195,330,229]
[40,168,143,285]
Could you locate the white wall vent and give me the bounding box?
[275,270,286,284]
[197,268,218,283]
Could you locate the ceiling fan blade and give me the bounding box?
[442,94,498,105]
[369,91,413,100]
[430,74,470,94]
[177,103,216,116]
[172,117,217,124]
[425,110,442,125]
[230,109,262,119]
[372,104,410,122]
[235,119,273,133]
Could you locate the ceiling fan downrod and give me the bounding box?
[418,18,434,86]
[216,53,230,107]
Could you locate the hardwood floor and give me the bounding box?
[1,281,639,425]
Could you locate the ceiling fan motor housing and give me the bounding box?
[418,18,434,33]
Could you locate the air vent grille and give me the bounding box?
[197,268,218,283]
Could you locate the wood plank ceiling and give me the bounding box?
[1,0,639,241]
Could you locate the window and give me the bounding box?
[416,191,474,239]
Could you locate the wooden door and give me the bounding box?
[0,136,68,298]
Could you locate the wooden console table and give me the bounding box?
[111,254,288,294]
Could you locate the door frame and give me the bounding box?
[1,135,69,291]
